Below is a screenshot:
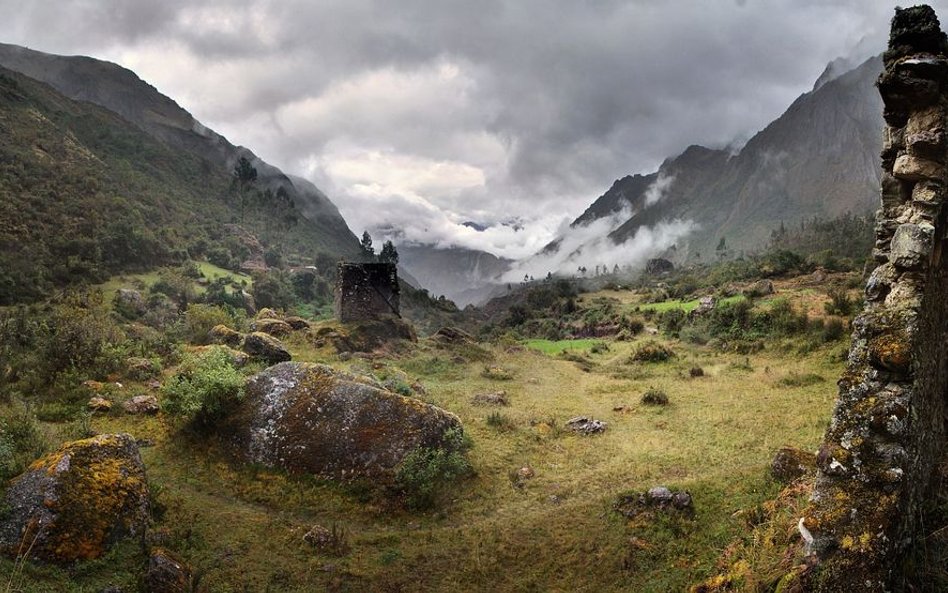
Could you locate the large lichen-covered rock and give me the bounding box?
[0,434,149,563]
[220,362,462,479]
[250,318,293,337]
[241,332,291,365]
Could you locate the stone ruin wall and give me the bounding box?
[804,6,948,590]
[333,262,400,323]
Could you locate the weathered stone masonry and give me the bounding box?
[804,6,948,591]
[334,262,400,323]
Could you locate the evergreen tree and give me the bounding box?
[378,240,399,264]
[360,231,375,260]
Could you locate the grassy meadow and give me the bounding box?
[0,281,843,592]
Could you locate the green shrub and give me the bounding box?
[183,303,239,345]
[777,372,825,388]
[486,411,517,431]
[394,428,473,510]
[161,347,245,426]
[824,288,856,317]
[641,387,669,406]
[0,403,49,482]
[631,340,675,363]
[821,318,846,342]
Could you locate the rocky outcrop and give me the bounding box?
[220,362,463,479]
[801,6,948,590]
[0,434,149,563]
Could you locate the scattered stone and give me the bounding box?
[144,548,192,593]
[0,434,150,562]
[743,279,775,297]
[251,318,293,337]
[85,396,111,413]
[147,380,161,390]
[614,486,694,519]
[284,316,311,331]
[689,366,705,378]
[691,296,716,316]
[122,395,160,415]
[241,332,292,365]
[82,380,105,392]
[303,524,350,556]
[565,416,607,435]
[209,324,243,347]
[810,268,829,283]
[471,391,509,406]
[771,447,817,483]
[219,362,463,479]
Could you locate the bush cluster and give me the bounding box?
[394,428,473,510]
[161,347,245,427]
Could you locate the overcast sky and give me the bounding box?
[0,1,936,258]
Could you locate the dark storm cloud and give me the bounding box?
[0,0,933,256]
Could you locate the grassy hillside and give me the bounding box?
[0,67,350,305]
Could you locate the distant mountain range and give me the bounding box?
[566,55,882,263]
[397,244,511,307]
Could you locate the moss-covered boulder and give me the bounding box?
[220,362,463,479]
[209,324,243,348]
[0,433,149,563]
[241,332,291,365]
[250,318,293,337]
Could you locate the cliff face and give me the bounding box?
[0,42,361,259]
[567,55,883,261]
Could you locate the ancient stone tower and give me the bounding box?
[803,5,948,590]
[333,262,400,322]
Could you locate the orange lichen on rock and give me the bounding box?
[0,433,149,563]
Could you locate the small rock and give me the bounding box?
[284,316,311,330]
[144,548,192,593]
[614,485,694,519]
[565,416,607,435]
[82,380,105,392]
[88,397,112,413]
[122,395,160,415]
[471,391,509,406]
[251,318,293,337]
[147,379,162,390]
